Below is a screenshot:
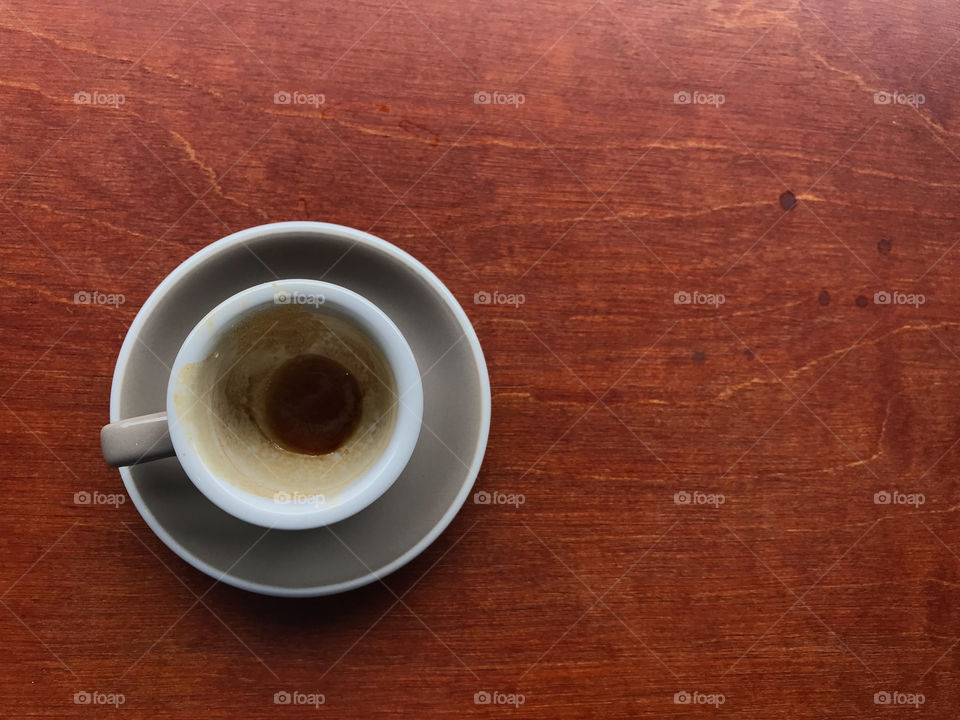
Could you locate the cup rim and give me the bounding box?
[165,278,424,530]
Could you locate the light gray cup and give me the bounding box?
[101,279,424,530]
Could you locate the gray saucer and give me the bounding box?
[110,222,491,596]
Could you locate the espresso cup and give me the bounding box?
[100,279,423,530]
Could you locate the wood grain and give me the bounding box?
[2,0,960,717]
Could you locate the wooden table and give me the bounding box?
[2,0,960,717]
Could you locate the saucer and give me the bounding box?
[110,222,490,596]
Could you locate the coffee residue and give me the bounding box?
[263,354,362,454]
[174,304,398,500]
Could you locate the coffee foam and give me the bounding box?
[174,304,398,501]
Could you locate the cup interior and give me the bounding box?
[165,279,423,530]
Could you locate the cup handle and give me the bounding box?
[100,412,175,467]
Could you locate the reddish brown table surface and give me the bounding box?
[3,1,960,717]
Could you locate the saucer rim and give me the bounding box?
[111,221,491,597]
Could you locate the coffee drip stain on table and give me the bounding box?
[2,1,960,718]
